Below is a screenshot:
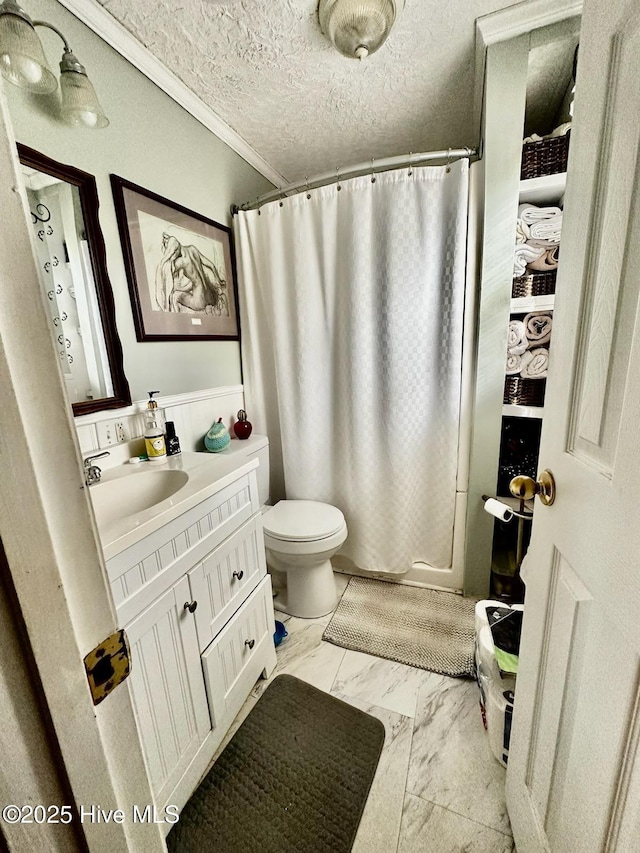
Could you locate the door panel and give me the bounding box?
[506,1,640,850]
[125,575,211,805]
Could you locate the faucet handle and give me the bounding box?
[83,451,111,468]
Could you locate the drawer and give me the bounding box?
[201,576,274,729]
[109,471,258,624]
[189,513,266,653]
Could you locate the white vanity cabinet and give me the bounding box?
[102,458,276,817]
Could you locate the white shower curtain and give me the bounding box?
[235,160,469,573]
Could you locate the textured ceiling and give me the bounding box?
[98,0,527,183]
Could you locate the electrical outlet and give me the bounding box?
[114,421,126,442]
[96,421,116,447]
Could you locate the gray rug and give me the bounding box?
[167,674,385,853]
[323,576,477,678]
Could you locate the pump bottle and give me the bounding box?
[144,391,167,464]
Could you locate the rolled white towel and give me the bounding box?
[514,243,545,277]
[515,219,530,244]
[520,347,549,379]
[524,312,553,346]
[506,352,522,375]
[530,216,563,242]
[518,204,562,224]
[508,320,528,356]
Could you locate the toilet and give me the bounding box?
[263,500,348,618]
[225,435,348,619]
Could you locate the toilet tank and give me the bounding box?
[223,435,270,507]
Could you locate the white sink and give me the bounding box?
[89,451,261,560]
[91,468,189,529]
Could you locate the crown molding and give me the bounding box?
[473,0,583,144]
[56,0,286,188]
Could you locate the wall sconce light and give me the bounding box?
[0,0,108,128]
[318,0,404,61]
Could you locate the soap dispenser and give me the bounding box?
[144,391,167,464]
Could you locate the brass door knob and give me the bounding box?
[509,469,556,506]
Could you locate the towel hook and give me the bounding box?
[446,148,452,173]
[336,166,342,192]
[408,152,413,177]
[371,158,376,183]
[305,176,311,199]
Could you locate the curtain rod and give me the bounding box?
[233,147,478,213]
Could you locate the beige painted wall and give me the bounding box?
[4,0,273,401]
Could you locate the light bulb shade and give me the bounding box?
[60,67,109,128]
[0,8,56,92]
[319,0,403,60]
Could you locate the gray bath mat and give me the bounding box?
[167,674,385,853]
[323,576,476,678]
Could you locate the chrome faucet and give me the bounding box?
[83,451,110,486]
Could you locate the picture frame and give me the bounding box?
[110,175,239,342]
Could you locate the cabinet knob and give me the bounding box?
[232,570,244,581]
[183,600,198,613]
[244,638,255,650]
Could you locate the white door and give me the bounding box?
[506,1,640,850]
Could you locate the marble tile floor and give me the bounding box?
[229,572,515,853]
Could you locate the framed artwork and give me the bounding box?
[110,175,239,341]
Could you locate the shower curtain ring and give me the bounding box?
[371,159,376,183]
[279,188,285,207]
[408,152,413,177]
[446,149,452,173]
[336,166,342,192]
[305,177,311,199]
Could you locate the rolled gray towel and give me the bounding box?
[527,246,559,271]
[520,347,549,378]
[524,312,553,346]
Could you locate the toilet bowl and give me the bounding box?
[263,500,348,618]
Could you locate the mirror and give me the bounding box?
[17,144,130,416]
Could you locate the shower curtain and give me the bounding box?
[235,160,469,574]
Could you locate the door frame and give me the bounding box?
[464,0,583,596]
[0,86,164,851]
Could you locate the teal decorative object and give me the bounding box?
[204,418,231,453]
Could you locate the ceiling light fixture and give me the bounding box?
[318,0,404,61]
[0,0,108,128]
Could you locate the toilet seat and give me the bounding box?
[263,500,345,542]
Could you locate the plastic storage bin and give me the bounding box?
[475,600,523,767]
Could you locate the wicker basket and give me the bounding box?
[503,376,546,407]
[512,269,557,299]
[520,133,570,180]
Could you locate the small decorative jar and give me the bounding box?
[233,409,253,440]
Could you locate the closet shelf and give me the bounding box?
[510,294,555,313]
[502,404,545,419]
[518,173,566,206]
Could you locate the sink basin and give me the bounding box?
[91,468,189,529]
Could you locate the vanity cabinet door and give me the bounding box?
[188,513,266,653]
[125,575,211,807]
[201,576,276,727]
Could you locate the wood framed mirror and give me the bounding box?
[17,143,130,416]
